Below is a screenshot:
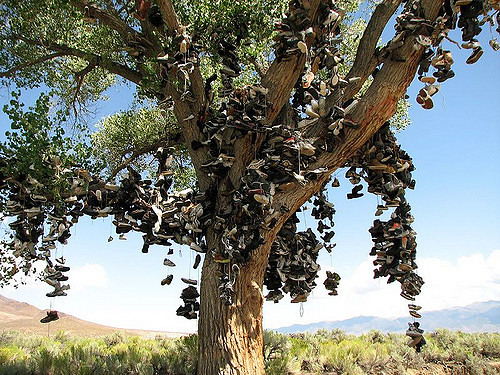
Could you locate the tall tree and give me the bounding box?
[0,0,497,373]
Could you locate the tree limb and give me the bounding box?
[70,0,158,58]
[344,0,403,100]
[226,0,323,189]
[71,59,99,111]
[156,0,180,33]
[247,56,266,78]
[156,0,205,107]
[0,52,68,78]
[10,34,143,86]
[69,0,136,41]
[109,137,168,179]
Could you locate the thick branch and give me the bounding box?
[247,56,266,78]
[157,0,180,32]
[344,0,403,100]
[261,0,323,122]
[0,52,68,78]
[69,0,137,41]
[225,0,323,189]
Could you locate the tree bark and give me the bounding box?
[197,233,272,374]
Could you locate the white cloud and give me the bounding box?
[264,250,500,329]
[417,250,500,311]
[68,264,108,291]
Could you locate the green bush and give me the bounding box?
[0,329,498,375]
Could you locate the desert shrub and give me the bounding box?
[1,329,498,375]
[162,334,198,374]
[263,331,290,375]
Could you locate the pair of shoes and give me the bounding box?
[416,84,439,110]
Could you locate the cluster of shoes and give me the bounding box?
[276,0,365,140]
[217,264,239,305]
[197,85,270,181]
[264,214,330,303]
[176,285,200,320]
[346,124,423,302]
[347,123,427,348]
[324,270,341,295]
[157,25,199,98]
[311,190,337,253]
[457,0,496,61]
[44,257,70,298]
[415,0,499,109]
[1,152,217,319]
[218,40,242,97]
[274,0,343,61]
[406,321,426,352]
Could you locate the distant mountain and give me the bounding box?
[276,301,500,334]
[0,294,185,338]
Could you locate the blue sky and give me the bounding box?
[1,28,499,334]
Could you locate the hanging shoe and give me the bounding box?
[181,278,198,285]
[193,254,201,269]
[161,274,173,285]
[410,310,422,318]
[46,290,67,297]
[40,310,59,323]
[163,258,176,267]
[466,47,483,64]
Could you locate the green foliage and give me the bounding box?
[0,330,498,374]
[0,0,124,107]
[0,331,199,375]
[0,90,100,195]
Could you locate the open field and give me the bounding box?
[0,329,499,375]
[0,294,185,339]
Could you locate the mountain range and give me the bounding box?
[275,300,500,334]
[2,294,498,336]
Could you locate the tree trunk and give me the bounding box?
[197,236,273,375]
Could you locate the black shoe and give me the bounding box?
[40,310,59,323]
[55,265,70,272]
[193,254,201,269]
[347,184,364,199]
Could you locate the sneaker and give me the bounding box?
[461,40,480,49]
[408,304,421,310]
[302,71,315,88]
[161,275,173,285]
[163,258,176,267]
[400,291,415,301]
[181,286,200,300]
[419,76,436,84]
[181,277,198,285]
[297,41,307,53]
[489,39,500,51]
[55,265,70,272]
[410,310,422,318]
[466,47,483,64]
[347,184,364,199]
[46,290,67,297]
[291,294,307,303]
